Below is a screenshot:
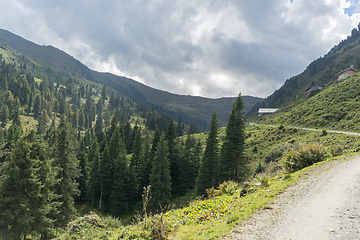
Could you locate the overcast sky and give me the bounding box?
[1,0,360,98]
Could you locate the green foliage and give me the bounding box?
[0,131,56,239]
[150,138,172,209]
[196,111,220,196]
[206,181,240,198]
[220,93,247,182]
[53,115,80,227]
[282,143,329,172]
[257,73,360,132]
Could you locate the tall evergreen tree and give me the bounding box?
[176,115,183,136]
[77,138,88,201]
[179,134,200,194]
[130,125,142,176]
[220,93,247,182]
[99,143,114,211]
[37,109,49,135]
[150,138,171,209]
[196,111,220,196]
[94,113,104,142]
[53,115,80,227]
[88,138,100,206]
[101,84,107,103]
[165,120,180,194]
[110,131,130,216]
[0,131,56,239]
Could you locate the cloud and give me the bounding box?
[1,0,360,98]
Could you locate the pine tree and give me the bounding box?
[130,125,143,176]
[220,93,247,182]
[165,119,180,194]
[0,131,56,239]
[176,115,183,136]
[110,131,130,216]
[88,138,100,206]
[196,111,220,196]
[77,138,88,201]
[94,113,104,142]
[37,109,49,135]
[101,84,107,103]
[53,115,80,227]
[1,105,9,127]
[179,134,200,194]
[33,94,41,117]
[99,143,114,211]
[150,138,171,209]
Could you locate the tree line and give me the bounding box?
[0,58,248,239]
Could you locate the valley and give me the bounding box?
[1,23,360,240]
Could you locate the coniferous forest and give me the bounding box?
[0,57,247,239]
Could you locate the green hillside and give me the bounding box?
[254,72,360,132]
[248,26,360,117]
[0,29,263,129]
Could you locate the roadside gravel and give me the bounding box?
[224,155,360,240]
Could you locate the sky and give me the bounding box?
[1,0,360,99]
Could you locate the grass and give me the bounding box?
[55,123,360,239]
[253,72,360,132]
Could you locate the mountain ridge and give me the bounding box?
[0,28,263,129]
[247,25,360,117]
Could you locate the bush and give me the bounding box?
[217,181,239,196]
[282,143,329,172]
[205,181,240,198]
[265,146,284,163]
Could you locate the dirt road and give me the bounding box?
[226,156,360,239]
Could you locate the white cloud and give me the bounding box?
[1,0,360,98]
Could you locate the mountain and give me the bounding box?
[0,29,263,129]
[247,25,360,117]
[255,71,360,132]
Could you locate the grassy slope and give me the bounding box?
[254,72,360,132]
[55,124,360,239]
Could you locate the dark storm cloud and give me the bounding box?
[1,0,360,98]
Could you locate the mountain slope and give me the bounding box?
[248,26,360,117]
[255,71,360,132]
[0,29,262,129]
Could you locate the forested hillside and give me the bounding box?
[0,57,250,239]
[0,29,263,129]
[248,24,360,117]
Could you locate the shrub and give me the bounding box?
[265,145,287,163]
[205,181,240,198]
[253,161,265,176]
[282,143,329,172]
[217,181,239,196]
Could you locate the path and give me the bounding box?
[249,122,360,136]
[224,156,360,239]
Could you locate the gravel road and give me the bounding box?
[225,156,360,240]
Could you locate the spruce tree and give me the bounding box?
[0,131,56,239]
[220,93,247,182]
[150,138,171,209]
[77,138,88,201]
[130,125,142,176]
[196,111,220,196]
[179,134,199,194]
[110,131,130,216]
[88,138,100,206]
[53,115,80,227]
[99,143,114,210]
[94,113,104,142]
[165,119,180,194]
